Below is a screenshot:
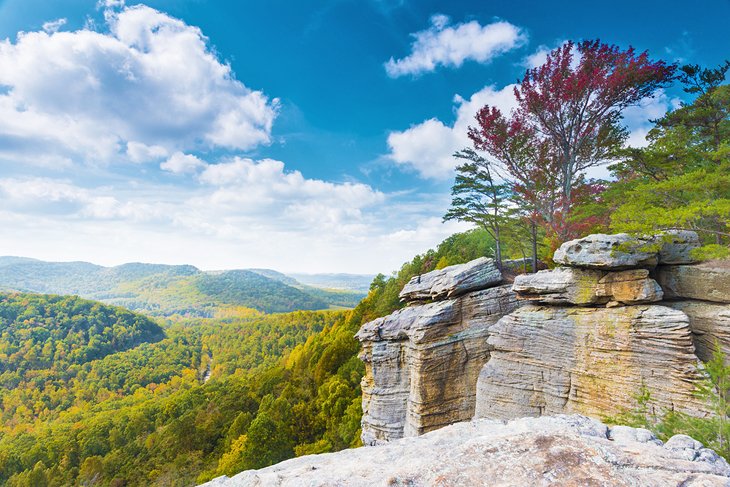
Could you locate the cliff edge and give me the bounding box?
[201,414,730,487]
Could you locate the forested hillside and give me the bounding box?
[0,260,366,316]
[0,229,496,487]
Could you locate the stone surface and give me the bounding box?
[657,262,730,303]
[512,267,663,305]
[666,300,730,362]
[656,230,701,265]
[475,304,707,420]
[356,284,520,445]
[200,415,730,487]
[553,233,659,270]
[398,257,502,302]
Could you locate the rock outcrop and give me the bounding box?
[475,305,706,419]
[357,260,520,444]
[666,301,730,362]
[398,257,502,301]
[553,233,660,269]
[359,230,727,446]
[201,415,730,487]
[657,261,730,303]
[552,230,699,269]
[512,267,663,305]
[476,231,713,421]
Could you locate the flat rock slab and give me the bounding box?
[399,257,502,302]
[475,304,706,421]
[658,262,730,303]
[552,231,700,270]
[200,415,730,487]
[512,267,663,305]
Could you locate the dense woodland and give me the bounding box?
[0,229,495,486]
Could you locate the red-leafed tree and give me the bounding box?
[469,40,675,244]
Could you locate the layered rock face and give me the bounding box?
[657,262,730,363]
[356,259,521,445]
[359,230,729,445]
[201,415,730,487]
[475,305,705,419]
[476,231,713,421]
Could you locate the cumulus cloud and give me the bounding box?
[0,4,278,167]
[385,15,526,77]
[126,141,168,163]
[387,84,518,179]
[161,152,206,174]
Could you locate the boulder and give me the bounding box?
[512,267,663,305]
[666,301,730,362]
[398,257,502,302]
[552,231,701,270]
[553,233,658,270]
[200,415,730,487]
[475,304,706,421]
[357,284,520,444]
[657,262,730,303]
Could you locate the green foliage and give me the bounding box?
[444,148,512,268]
[0,228,500,485]
[605,63,730,254]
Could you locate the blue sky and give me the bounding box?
[0,0,727,273]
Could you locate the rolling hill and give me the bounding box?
[0,258,368,316]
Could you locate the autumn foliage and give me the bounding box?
[468,40,675,246]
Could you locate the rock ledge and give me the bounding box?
[200,415,730,487]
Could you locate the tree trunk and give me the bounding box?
[530,219,538,274]
[494,224,503,272]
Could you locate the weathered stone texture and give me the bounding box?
[512,267,663,305]
[357,284,519,444]
[398,257,502,302]
[201,415,730,487]
[656,230,701,264]
[553,231,700,270]
[666,300,730,362]
[657,262,730,303]
[553,233,659,269]
[475,304,706,420]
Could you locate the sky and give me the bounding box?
[0,0,727,274]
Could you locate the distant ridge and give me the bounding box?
[0,257,369,316]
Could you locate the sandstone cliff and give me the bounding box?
[355,258,520,444]
[358,230,730,443]
[202,415,730,487]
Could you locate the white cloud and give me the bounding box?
[97,0,126,9]
[521,41,584,73]
[0,4,278,167]
[126,141,168,163]
[387,84,518,179]
[42,18,67,34]
[161,152,206,174]
[385,15,526,77]
[522,44,551,69]
[0,159,465,273]
[622,89,676,148]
